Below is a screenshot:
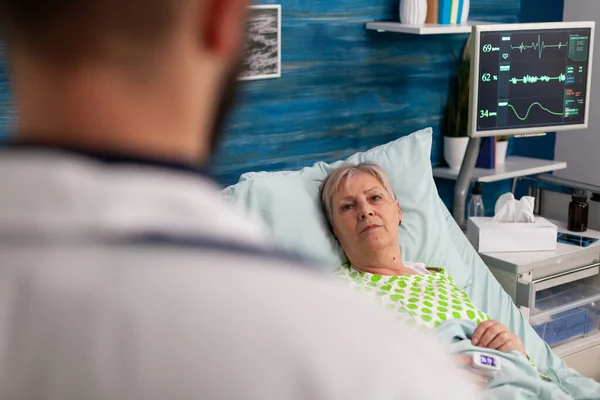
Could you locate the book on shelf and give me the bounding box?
[475,137,496,169]
[426,0,439,24]
[435,0,466,24]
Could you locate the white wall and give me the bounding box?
[555,0,600,187]
[542,1,600,226]
[542,190,600,229]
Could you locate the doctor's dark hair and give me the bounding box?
[0,0,181,63]
[319,163,398,235]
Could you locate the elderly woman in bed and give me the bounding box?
[320,162,526,356]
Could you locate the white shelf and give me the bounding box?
[432,156,567,183]
[365,20,495,35]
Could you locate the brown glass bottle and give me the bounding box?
[568,191,589,232]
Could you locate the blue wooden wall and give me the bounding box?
[212,0,565,215]
[214,0,521,190]
[0,43,10,141]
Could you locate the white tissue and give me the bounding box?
[492,193,536,223]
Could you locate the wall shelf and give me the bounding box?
[433,156,567,183]
[365,20,495,35]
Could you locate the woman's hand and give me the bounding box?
[472,320,526,357]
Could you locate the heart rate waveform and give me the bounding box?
[510,34,568,59]
[502,102,564,121]
[510,73,566,85]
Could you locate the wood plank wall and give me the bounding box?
[0,43,10,141]
[213,0,521,188]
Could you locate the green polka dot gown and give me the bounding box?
[334,263,490,330]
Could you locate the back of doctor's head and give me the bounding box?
[0,0,248,161]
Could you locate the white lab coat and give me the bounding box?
[0,147,477,400]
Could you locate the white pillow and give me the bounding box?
[222,127,465,286]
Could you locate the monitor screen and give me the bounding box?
[469,22,595,137]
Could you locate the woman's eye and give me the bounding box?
[341,204,354,212]
[371,195,382,201]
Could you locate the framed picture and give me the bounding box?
[239,5,282,81]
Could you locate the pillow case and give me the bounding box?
[222,127,465,286]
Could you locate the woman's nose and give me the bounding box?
[359,206,375,219]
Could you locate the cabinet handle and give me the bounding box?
[533,261,600,289]
[516,261,600,308]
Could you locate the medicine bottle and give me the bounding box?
[468,183,485,218]
[568,190,589,232]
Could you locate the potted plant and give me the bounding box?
[496,135,509,164]
[444,35,473,170]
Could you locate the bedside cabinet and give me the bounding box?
[479,219,600,381]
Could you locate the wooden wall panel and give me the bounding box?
[0,44,10,141]
[214,0,520,186]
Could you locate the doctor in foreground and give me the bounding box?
[0,0,477,399]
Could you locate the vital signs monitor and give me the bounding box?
[469,21,595,137]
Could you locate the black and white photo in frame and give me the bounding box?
[239,5,282,81]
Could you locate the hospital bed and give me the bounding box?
[222,127,600,399]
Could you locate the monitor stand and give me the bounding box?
[453,136,481,230]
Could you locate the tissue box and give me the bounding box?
[467,217,558,253]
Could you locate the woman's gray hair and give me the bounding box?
[320,162,397,233]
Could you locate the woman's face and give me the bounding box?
[331,172,402,258]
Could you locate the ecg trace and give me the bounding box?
[507,102,564,121]
[510,73,566,85]
[510,35,568,59]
